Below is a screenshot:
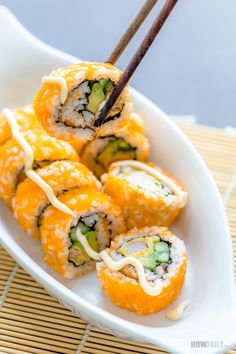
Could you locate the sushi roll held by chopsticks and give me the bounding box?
[102,160,187,228]
[40,188,126,278]
[34,62,132,153]
[97,226,187,315]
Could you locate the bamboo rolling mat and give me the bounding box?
[0,122,236,354]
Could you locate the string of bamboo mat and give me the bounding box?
[0,122,236,354]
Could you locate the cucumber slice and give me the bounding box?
[154,241,169,253]
[69,227,77,242]
[155,252,169,263]
[138,254,157,271]
[69,222,91,242]
[154,242,170,263]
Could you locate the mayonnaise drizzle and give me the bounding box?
[3,108,74,216]
[76,229,101,261]
[100,250,163,296]
[166,300,190,320]
[42,76,68,104]
[111,160,188,207]
[75,229,163,295]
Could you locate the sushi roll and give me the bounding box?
[0,130,78,207]
[102,161,187,228]
[40,188,126,278]
[81,113,150,178]
[34,62,132,153]
[13,161,101,239]
[0,105,43,146]
[97,226,187,315]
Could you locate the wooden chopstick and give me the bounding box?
[95,0,179,127]
[106,0,158,65]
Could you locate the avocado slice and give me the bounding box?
[98,79,114,95]
[99,79,109,89]
[154,242,170,263]
[97,138,136,169]
[104,80,114,95]
[86,82,105,114]
[85,231,98,252]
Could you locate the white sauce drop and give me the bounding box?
[42,76,68,104]
[112,160,188,207]
[3,108,74,216]
[166,300,190,320]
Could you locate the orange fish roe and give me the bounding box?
[102,162,187,229]
[13,161,101,239]
[97,226,187,315]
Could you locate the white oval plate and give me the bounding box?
[0,6,235,354]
